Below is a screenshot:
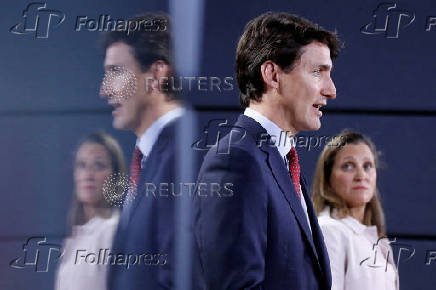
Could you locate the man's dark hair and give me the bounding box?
[101,12,172,72]
[236,12,342,108]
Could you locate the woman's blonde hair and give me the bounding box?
[68,131,126,232]
[311,130,386,237]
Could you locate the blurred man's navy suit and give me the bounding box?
[108,120,178,290]
[193,114,332,289]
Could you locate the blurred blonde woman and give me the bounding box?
[55,132,126,290]
[312,130,399,290]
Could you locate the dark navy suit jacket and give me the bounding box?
[193,114,332,289]
[108,120,180,290]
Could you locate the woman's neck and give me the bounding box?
[82,205,112,223]
[348,206,365,224]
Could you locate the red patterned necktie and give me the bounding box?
[130,146,143,186]
[287,147,301,199]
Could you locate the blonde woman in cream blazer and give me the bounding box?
[318,207,398,290]
[55,132,126,290]
[312,130,399,290]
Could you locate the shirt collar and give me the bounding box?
[321,206,378,235]
[341,215,374,235]
[136,107,184,157]
[244,107,294,159]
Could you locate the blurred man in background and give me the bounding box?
[99,13,185,290]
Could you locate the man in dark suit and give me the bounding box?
[193,12,341,289]
[99,13,187,289]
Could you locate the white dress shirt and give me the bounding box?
[318,207,399,290]
[136,107,184,167]
[244,108,312,232]
[55,211,120,290]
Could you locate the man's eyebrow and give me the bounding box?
[104,64,122,70]
[316,64,333,71]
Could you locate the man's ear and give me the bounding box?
[260,61,280,90]
[145,60,171,91]
[150,60,170,79]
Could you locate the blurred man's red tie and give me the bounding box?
[130,146,143,186]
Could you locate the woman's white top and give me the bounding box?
[55,211,119,290]
[318,207,399,290]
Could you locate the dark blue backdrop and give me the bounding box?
[1,0,435,289]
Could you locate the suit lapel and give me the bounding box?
[262,145,319,262]
[235,115,320,263]
[301,174,332,284]
[126,122,173,224]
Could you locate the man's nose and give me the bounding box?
[321,77,336,99]
[99,76,113,99]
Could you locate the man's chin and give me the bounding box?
[311,118,322,130]
[112,119,129,130]
[300,120,321,131]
